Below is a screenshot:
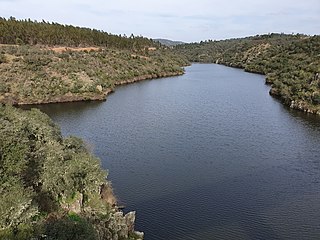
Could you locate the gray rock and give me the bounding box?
[125,211,136,232]
[134,231,144,239]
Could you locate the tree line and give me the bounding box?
[0,17,156,50]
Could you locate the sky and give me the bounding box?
[1,0,319,42]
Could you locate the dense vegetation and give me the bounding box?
[0,17,156,50]
[0,105,143,240]
[175,33,320,114]
[0,17,188,105]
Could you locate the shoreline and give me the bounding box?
[215,62,320,115]
[10,60,319,115]
[12,71,184,106]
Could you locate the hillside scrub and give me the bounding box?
[0,105,143,240]
[175,33,320,114]
[0,44,187,104]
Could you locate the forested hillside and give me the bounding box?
[0,17,188,105]
[0,17,156,49]
[0,105,143,240]
[175,33,320,114]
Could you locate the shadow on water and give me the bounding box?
[19,101,104,116]
[285,107,320,128]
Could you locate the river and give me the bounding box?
[33,64,320,239]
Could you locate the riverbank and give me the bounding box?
[221,62,320,115]
[0,44,187,105]
[189,61,320,115]
[174,34,320,115]
[14,71,184,105]
[0,105,145,240]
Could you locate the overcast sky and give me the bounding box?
[1,0,319,42]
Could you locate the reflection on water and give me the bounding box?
[27,64,320,240]
[21,101,104,120]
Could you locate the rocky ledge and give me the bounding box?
[269,88,320,115]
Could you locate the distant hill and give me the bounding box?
[154,38,185,47]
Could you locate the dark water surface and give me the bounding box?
[33,64,320,239]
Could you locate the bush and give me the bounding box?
[0,53,7,63]
[312,93,320,104]
[45,217,97,240]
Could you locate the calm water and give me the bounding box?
[33,64,320,239]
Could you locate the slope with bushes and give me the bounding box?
[0,105,143,240]
[0,44,187,104]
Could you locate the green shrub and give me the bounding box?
[45,217,97,240]
[0,53,7,63]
